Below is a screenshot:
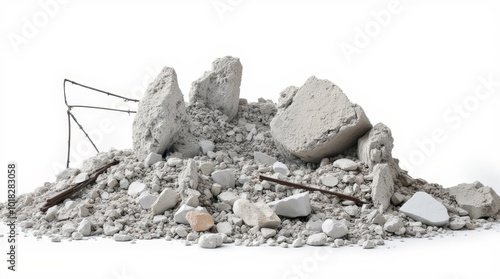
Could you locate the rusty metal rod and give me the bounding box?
[259,175,368,205]
[41,160,119,212]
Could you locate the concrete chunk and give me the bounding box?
[267,192,311,218]
[270,76,372,162]
[448,181,500,219]
[321,219,348,239]
[357,123,395,170]
[254,151,277,165]
[151,189,180,215]
[211,169,235,188]
[174,204,208,224]
[399,192,449,226]
[371,164,394,212]
[132,67,189,159]
[233,199,281,228]
[144,152,162,167]
[189,56,242,119]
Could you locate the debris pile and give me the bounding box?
[2,56,499,249]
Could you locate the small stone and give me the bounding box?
[233,199,281,228]
[332,159,358,171]
[51,236,61,243]
[306,233,327,246]
[384,217,404,233]
[371,163,394,212]
[62,223,76,236]
[322,219,348,239]
[199,140,215,155]
[334,239,344,247]
[272,161,290,176]
[344,205,359,217]
[167,157,183,167]
[449,218,466,230]
[127,182,147,197]
[321,175,339,187]
[175,227,188,237]
[391,192,405,206]
[153,215,168,223]
[253,151,277,165]
[71,232,83,240]
[306,219,323,232]
[448,181,500,219]
[144,152,162,167]
[211,169,236,188]
[211,183,222,196]
[199,233,224,249]
[200,162,215,175]
[78,206,90,218]
[267,192,311,218]
[113,234,133,242]
[362,240,375,249]
[289,238,303,248]
[78,219,92,236]
[399,191,449,226]
[119,179,129,189]
[216,222,233,235]
[103,223,120,236]
[151,189,180,215]
[261,228,277,239]
[185,211,214,232]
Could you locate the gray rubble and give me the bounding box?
[270,76,372,162]
[1,57,498,250]
[132,67,189,159]
[448,181,500,219]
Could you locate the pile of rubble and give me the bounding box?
[2,56,499,249]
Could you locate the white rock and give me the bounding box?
[270,76,372,162]
[73,172,89,184]
[178,159,199,190]
[77,219,91,236]
[321,175,339,187]
[151,189,180,215]
[174,204,208,224]
[103,224,120,236]
[384,217,404,233]
[199,140,215,154]
[306,233,327,246]
[199,162,215,175]
[211,183,222,196]
[449,218,467,230]
[198,233,224,249]
[272,161,290,176]
[267,192,311,218]
[261,228,277,239]
[357,123,395,170]
[132,67,189,159]
[211,169,235,188]
[306,219,323,232]
[72,232,83,240]
[189,56,242,120]
[119,179,129,190]
[399,192,449,226]
[216,222,233,235]
[62,223,76,236]
[113,234,133,242]
[138,193,158,210]
[362,240,375,249]
[321,219,348,239]
[233,199,281,228]
[253,151,277,166]
[218,191,240,205]
[292,238,304,248]
[127,182,147,197]
[332,158,358,171]
[371,164,394,212]
[167,157,183,167]
[144,152,162,167]
[448,181,500,219]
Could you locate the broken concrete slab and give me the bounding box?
[132,67,189,159]
[189,56,242,120]
[357,123,395,170]
[399,192,449,226]
[371,163,394,212]
[267,192,311,218]
[270,76,372,162]
[233,199,281,228]
[448,181,500,219]
[151,189,180,215]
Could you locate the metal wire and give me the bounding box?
[63,79,139,168]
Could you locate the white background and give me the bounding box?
[1,1,499,278]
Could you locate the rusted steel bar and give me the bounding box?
[40,160,119,212]
[259,175,368,205]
